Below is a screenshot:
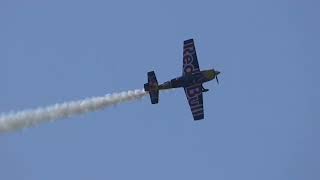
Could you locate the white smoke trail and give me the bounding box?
[0,89,148,133]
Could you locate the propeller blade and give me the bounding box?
[216,75,219,84]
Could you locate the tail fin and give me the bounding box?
[144,71,159,104]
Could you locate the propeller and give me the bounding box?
[213,68,220,85]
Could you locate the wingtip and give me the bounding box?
[184,38,194,44]
[193,115,204,121]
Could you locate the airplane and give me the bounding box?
[144,39,220,120]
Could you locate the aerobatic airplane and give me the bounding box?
[144,39,220,120]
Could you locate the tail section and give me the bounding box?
[144,71,159,104]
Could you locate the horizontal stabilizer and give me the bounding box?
[144,71,159,104]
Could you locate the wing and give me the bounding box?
[184,84,204,120]
[183,39,200,75]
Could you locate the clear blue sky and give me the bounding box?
[0,0,319,179]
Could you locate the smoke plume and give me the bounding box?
[0,89,148,133]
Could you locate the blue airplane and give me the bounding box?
[144,39,220,120]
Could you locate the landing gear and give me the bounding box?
[202,86,209,92]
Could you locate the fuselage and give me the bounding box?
[159,69,217,90]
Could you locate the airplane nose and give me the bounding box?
[215,71,220,75]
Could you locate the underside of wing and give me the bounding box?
[184,84,204,120]
[183,39,200,75]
